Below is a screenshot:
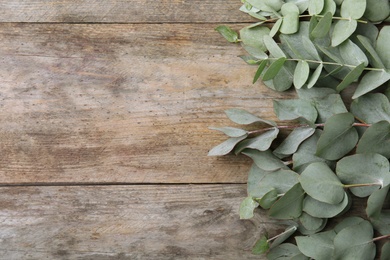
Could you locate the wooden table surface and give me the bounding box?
[0,1,291,259]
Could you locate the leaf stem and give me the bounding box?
[267,226,297,242]
[343,183,382,188]
[372,234,390,242]
[248,123,371,135]
[258,14,367,24]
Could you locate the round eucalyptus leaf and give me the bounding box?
[252,235,270,255]
[312,94,348,123]
[334,216,366,233]
[366,185,390,219]
[267,243,309,260]
[299,212,325,231]
[339,40,368,67]
[380,242,390,260]
[376,26,390,69]
[331,19,357,47]
[308,0,325,15]
[242,149,288,171]
[303,192,349,218]
[280,3,300,34]
[274,127,315,158]
[335,63,365,92]
[316,112,358,160]
[269,183,305,219]
[356,35,385,69]
[336,153,390,197]
[239,197,259,219]
[356,121,390,158]
[321,0,336,14]
[263,35,287,58]
[273,99,318,123]
[307,63,323,88]
[300,162,345,204]
[285,0,310,13]
[263,57,287,81]
[364,0,390,23]
[340,0,366,19]
[295,230,336,260]
[311,11,333,38]
[294,60,310,89]
[351,93,390,123]
[353,70,390,99]
[258,188,279,209]
[270,225,299,249]
[215,25,238,43]
[240,26,270,52]
[270,18,283,37]
[333,220,376,260]
[234,128,279,154]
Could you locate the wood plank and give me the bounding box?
[0,23,295,184]
[0,0,254,23]
[0,184,275,259]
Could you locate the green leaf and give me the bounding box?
[339,40,368,67]
[353,70,390,99]
[309,0,325,15]
[273,99,318,123]
[366,185,390,219]
[376,26,390,69]
[280,3,300,34]
[296,230,336,260]
[267,243,308,260]
[252,235,270,255]
[271,225,299,249]
[263,35,287,58]
[269,183,305,219]
[208,135,248,156]
[364,0,390,23]
[286,0,310,13]
[321,0,336,14]
[299,212,325,231]
[300,162,345,204]
[270,18,283,37]
[336,153,390,197]
[311,12,333,38]
[316,112,358,160]
[340,0,366,19]
[371,211,390,236]
[247,164,299,198]
[357,35,385,69]
[331,19,357,47]
[242,44,268,60]
[333,220,376,260]
[334,217,366,233]
[303,192,349,218]
[294,60,310,89]
[336,63,365,92]
[351,93,390,123]
[215,25,239,43]
[208,127,247,137]
[274,127,315,158]
[240,26,271,52]
[297,87,337,100]
[242,149,287,171]
[307,63,323,88]
[357,121,390,158]
[253,59,268,84]
[313,94,348,123]
[239,197,259,219]
[381,242,390,260]
[225,108,277,126]
[258,189,279,209]
[235,128,279,154]
[263,57,287,81]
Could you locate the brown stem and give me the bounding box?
[372,234,390,242]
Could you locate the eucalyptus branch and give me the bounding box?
[372,234,390,242]
[266,226,297,243]
[256,14,368,24]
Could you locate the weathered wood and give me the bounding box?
[0,23,295,184]
[0,0,254,23]
[0,184,273,259]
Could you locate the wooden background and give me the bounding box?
[0,1,295,259]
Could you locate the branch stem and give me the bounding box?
[372,234,390,242]
[343,183,382,188]
[267,226,297,243]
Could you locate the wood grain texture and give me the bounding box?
[0,0,254,23]
[0,184,276,259]
[0,23,295,184]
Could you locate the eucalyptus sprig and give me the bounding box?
[212,0,390,258]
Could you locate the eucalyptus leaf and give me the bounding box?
[299,212,325,231]
[357,35,385,69]
[252,235,270,255]
[336,153,390,197]
[340,0,366,19]
[297,87,337,100]
[321,0,336,15]
[264,35,287,58]
[269,183,305,219]
[295,230,336,260]
[336,63,365,92]
[307,63,323,88]
[356,121,390,158]
[339,40,368,67]
[273,99,318,123]
[333,220,376,260]
[267,243,309,260]
[208,127,247,137]
[309,0,325,15]
[280,3,300,35]
[253,59,268,84]
[353,70,390,99]
[271,225,299,249]
[242,44,268,60]
[364,0,390,23]
[235,128,279,153]
[270,18,283,37]
[264,61,295,91]
[381,242,390,260]
[371,211,390,236]
[263,57,287,81]
[240,197,259,219]
[311,12,333,38]
[366,185,390,219]
[294,60,310,89]
[225,108,277,126]
[334,216,365,233]
[274,127,315,158]
[258,188,279,209]
[376,26,390,69]
[208,135,248,156]
[331,19,357,47]
[300,162,345,204]
[242,149,288,171]
[285,0,310,13]
[313,94,348,123]
[303,192,349,218]
[316,112,358,160]
[298,217,328,235]
[215,25,239,43]
[351,93,390,123]
[248,164,299,198]
[240,26,271,52]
